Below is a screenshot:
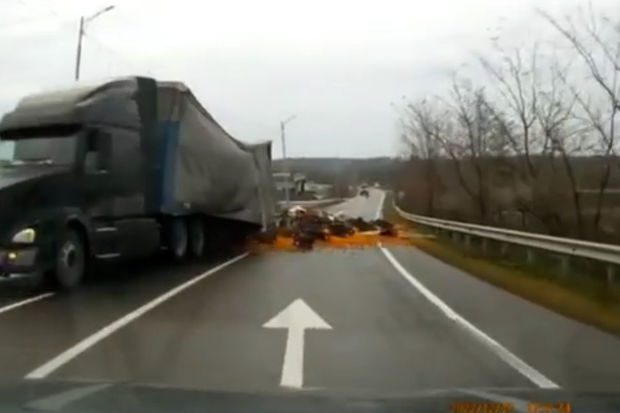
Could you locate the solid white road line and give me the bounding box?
[0,292,55,315]
[375,191,386,220]
[25,252,249,379]
[379,246,559,389]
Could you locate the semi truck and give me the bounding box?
[0,77,276,289]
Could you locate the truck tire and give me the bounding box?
[188,218,205,258]
[169,218,188,260]
[52,229,86,290]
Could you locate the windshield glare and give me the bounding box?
[0,135,77,165]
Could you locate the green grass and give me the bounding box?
[385,197,620,337]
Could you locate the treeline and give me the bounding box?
[273,157,401,197]
[397,7,620,243]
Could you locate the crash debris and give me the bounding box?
[260,206,408,250]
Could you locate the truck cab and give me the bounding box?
[0,79,161,289]
[0,77,275,289]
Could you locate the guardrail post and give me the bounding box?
[560,256,570,276]
[500,242,509,256]
[526,248,535,264]
[464,235,471,248]
[451,232,460,243]
[481,238,488,254]
[606,264,615,284]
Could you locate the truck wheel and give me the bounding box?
[53,229,86,290]
[169,218,188,260]
[189,219,205,258]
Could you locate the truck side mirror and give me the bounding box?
[84,130,111,174]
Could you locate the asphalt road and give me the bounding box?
[0,189,619,395]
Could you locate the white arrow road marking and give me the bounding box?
[263,298,332,389]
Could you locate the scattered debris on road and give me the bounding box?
[256,206,409,251]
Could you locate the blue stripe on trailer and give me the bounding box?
[158,121,180,211]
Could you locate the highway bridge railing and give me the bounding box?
[394,202,620,284]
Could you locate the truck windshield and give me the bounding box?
[0,135,77,166]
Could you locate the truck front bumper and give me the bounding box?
[0,247,40,275]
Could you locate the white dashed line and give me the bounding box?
[25,253,249,379]
[0,292,55,315]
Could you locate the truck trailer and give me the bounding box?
[0,77,275,289]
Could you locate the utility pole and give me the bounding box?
[75,17,84,81]
[280,115,296,207]
[74,5,115,81]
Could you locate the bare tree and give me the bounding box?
[442,78,506,220]
[540,7,620,111]
[396,6,620,241]
[535,62,587,237]
[480,45,543,177]
[402,79,510,222]
[542,5,620,235]
[399,97,448,215]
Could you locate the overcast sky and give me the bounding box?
[1,0,619,158]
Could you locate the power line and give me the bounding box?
[5,0,58,27]
[9,0,154,78]
[82,32,155,77]
[13,0,65,22]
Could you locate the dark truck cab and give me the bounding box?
[0,77,275,289]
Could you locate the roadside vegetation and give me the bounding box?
[384,194,620,337]
[395,5,620,244]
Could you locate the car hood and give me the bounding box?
[2,380,620,413]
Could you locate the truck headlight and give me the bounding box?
[12,228,36,244]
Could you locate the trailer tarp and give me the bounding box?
[156,81,275,226]
[0,79,140,135]
[0,77,275,228]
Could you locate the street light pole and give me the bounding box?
[74,17,84,81]
[280,115,296,207]
[74,5,115,81]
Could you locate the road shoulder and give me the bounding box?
[384,245,620,390]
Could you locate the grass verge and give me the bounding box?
[384,197,620,337]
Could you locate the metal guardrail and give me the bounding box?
[278,198,343,208]
[394,203,620,268]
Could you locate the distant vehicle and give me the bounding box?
[0,77,275,289]
[359,189,370,198]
